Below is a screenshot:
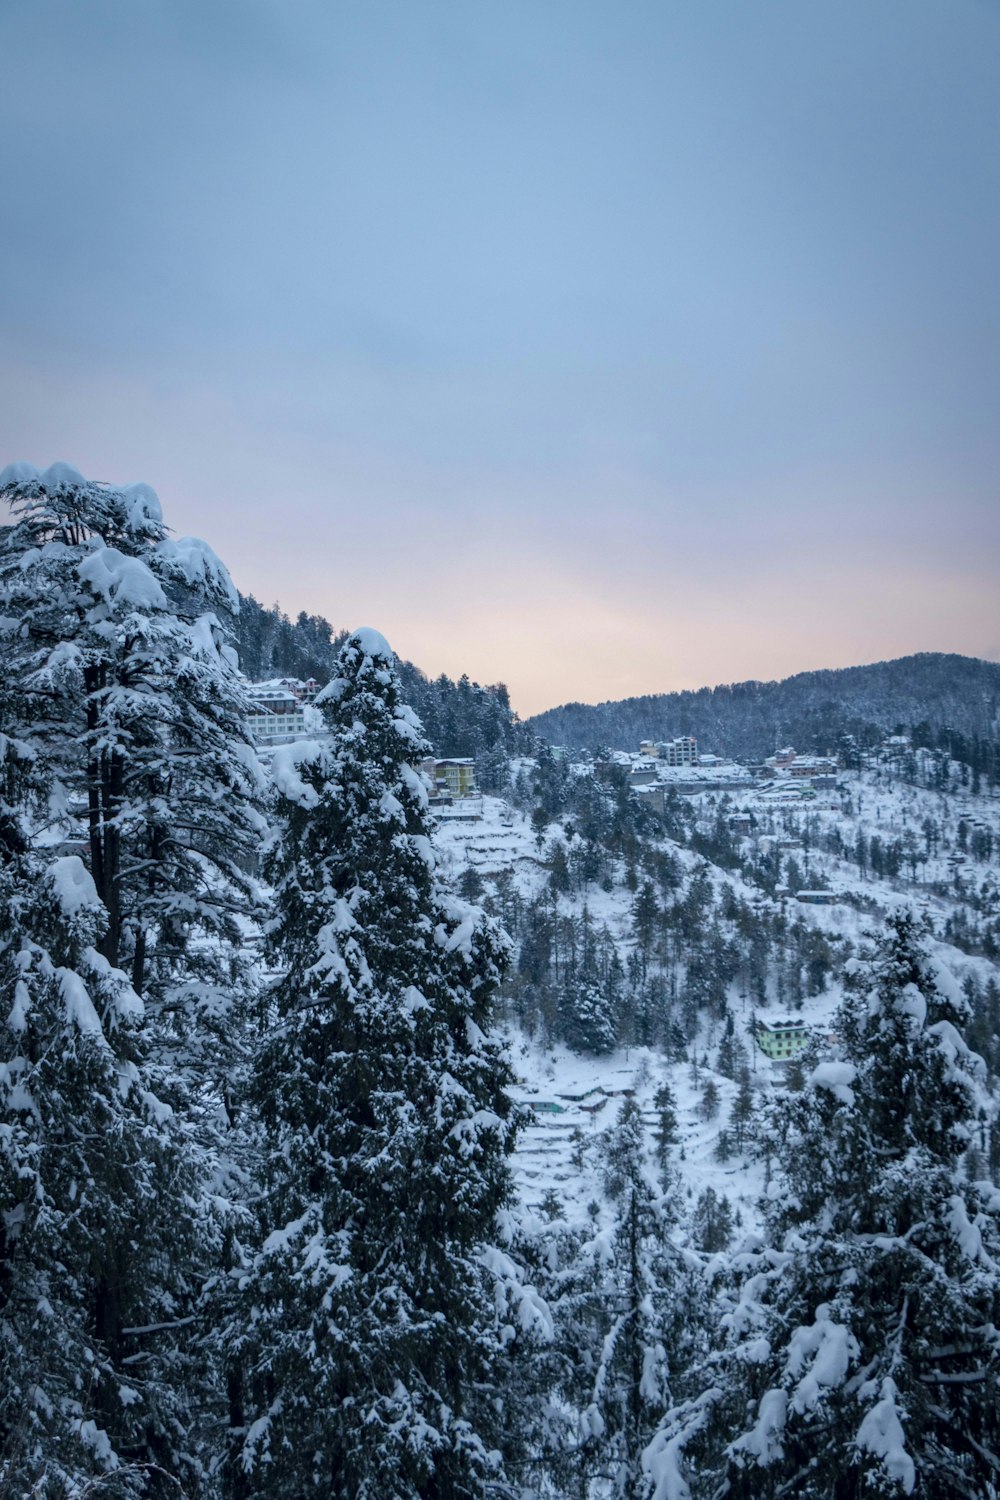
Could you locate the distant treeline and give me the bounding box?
[526,653,1000,763]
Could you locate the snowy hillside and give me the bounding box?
[433,745,1000,1245]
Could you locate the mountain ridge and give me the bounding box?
[526,652,1000,758]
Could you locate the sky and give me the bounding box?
[1,0,998,717]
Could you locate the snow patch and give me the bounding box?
[732,1386,786,1464]
[271,740,323,808]
[78,547,167,613]
[411,833,435,869]
[898,982,927,1028]
[481,1245,554,1340]
[121,481,162,531]
[401,760,429,808]
[401,985,431,1017]
[444,915,477,959]
[809,1061,857,1106]
[855,1378,914,1494]
[313,675,346,708]
[188,613,222,663]
[262,1211,311,1256]
[141,1090,173,1125]
[331,898,356,934]
[0,460,40,486]
[644,1430,693,1500]
[392,704,426,746]
[928,952,968,1012]
[928,1019,986,1084]
[8,979,31,1033]
[5,1083,38,1116]
[786,1306,858,1413]
[156,535,238,609]
[380,789,405,823]
[351,626,393,660]
[58,968,107,1043]
[947,1194,987,1263]
[48,855,100,918]
[82,948,144,1020]
[450,1108,502,1142]
[77,1418,117,1465]
[41,461,86,490]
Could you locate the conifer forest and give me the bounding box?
[3,464,1000,1499]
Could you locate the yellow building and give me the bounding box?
[434,758,478,799]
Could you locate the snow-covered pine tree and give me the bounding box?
[645,911,1000,1500]
[652,1077,679,1179]
[235,628,530,1499]
[689,1188,733,1255]
[0,461,265,1084]
[559,973,619,1055]
[0,461,267,1485]
[0,739,210,1494]
[522,1207,610,1496]
[535,1097,700,1499]
[558,909,619,1054]
[588,1096,700,1500]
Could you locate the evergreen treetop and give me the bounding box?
[0,461,265,1040]
[238,628,534,1498]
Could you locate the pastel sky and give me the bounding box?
[2,0,998,716]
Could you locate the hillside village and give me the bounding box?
[427,728,1000,1244]
[240,673,1000,1249]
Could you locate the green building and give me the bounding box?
[755,1018,811,1061]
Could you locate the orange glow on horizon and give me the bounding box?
[257,552,1000,720]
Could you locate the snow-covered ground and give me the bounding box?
[431,757,1000,1238]
[502,1036,772,1237]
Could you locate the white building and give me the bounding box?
[246,683,308,745]
[659,736,698,766]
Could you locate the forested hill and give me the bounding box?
[526,653,1000,759]
[235,592,530,759]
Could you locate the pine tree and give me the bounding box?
[538,1099,699,1499]
[235,629,528,1498]
[547,838,572,895]
[457,861,485,900]
[0,743,211,1495]
[518,1211,603,1496]
[689,1188,733,1254]
[0,462,264,1491]
[715,1014,739,1079]
[631,881,660,974]
[652,1078,679,1176]
[712,1127,733,1164]
[559,974,619,1055]
[0,462,264,1084]
[698,1079,720,1123]
[728,1065,755,1154]
[597,1099,672,1498]
[558,908,619,1054]
[588,1099,699,1499]
[647,912,1000,1499]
